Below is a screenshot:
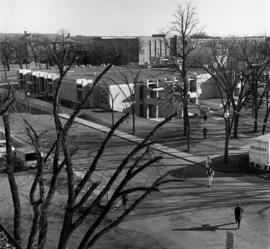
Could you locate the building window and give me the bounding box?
[48,79,53,94]
[149,104,156,118]
[190,79,197,92]
[40,78,45,93]
[149,90,157,99]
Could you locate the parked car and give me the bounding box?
[15,147,42,168]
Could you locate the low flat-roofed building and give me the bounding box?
[17,66,239,119]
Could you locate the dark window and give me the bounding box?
[190,79,197,92]
[149,90,157,99]
[40,78,45,92]
[48,79,53,94]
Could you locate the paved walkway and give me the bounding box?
[59,113,215,168]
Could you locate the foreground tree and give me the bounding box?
[3,31,176,249]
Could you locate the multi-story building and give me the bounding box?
[139,34,176,66]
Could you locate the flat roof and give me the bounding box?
[19,65,210,85]
[251,133,270,142]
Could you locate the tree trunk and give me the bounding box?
[27,204,41,249]
[38,205,49,249]
[57,211,74,249]
[183,94,190,151]
[262,107,270,135]
[224,117,230,164]
[3,114,22,244]
[253,108,258,132]
[37,169,60,249]
[132,107,135,134]
[252,83,258,132]
[233,112,240,138]
[6,60,10,71]
[111,110,115,127]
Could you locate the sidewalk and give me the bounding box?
[59,113,216,169]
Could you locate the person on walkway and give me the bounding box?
[205,156,214,187]
[234,202,244,229]
[203,127,208,139]
[206,166,215,187]
[205,156,212,169]
[203,113,208,123]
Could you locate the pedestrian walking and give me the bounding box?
[205,156,212,168]
[206,166,215,187]
[203,127,208,139]
[203,113,208,123]
[234,202,244,229]
[205,156,214,187]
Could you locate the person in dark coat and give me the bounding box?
[234,202,244,229]
[203,127,208,139]
[203,113,208,123]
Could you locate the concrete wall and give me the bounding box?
[198,75,219,100]
[59,79,78,103]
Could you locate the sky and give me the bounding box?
[0,0,269,37]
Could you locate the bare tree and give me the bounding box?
[202,38,245,163]
[13,36,29,69]
[111,65,141,134]
[0,60,21,243]
[165,1,201,151]
[108,90,120,127]
[2,31,177,249]
[239,38,270,133]
[0,37,13,71]
[262,71,270,134]
[28,35,52,69]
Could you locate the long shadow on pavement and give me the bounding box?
[172,222,237,232]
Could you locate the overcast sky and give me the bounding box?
[0,0,269,36]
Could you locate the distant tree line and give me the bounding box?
[0,33,139,70]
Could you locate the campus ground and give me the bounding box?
[0,66,270,248]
